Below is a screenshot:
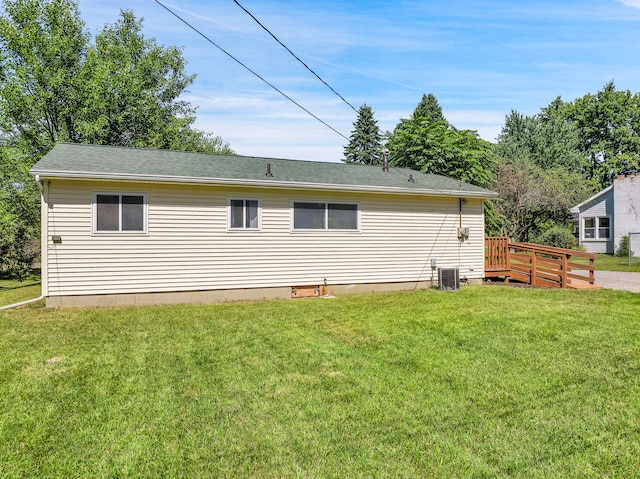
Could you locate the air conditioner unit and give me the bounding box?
[438,268,460,291]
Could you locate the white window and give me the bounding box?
[583,216,610,240]
[229,198,260,230]
[94,193,146,233]
[292,202,358,230]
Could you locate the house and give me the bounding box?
[31,143,497,307]
[571,174,640,254]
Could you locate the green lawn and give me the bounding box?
[594,254,640,272]
[1,287,640,478]
[0,272,42,308]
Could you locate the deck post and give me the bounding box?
[530,250,537,286]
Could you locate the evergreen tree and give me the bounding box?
[412,93,447,124]
[343,104,382,165]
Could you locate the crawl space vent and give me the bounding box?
[438,268,460,291]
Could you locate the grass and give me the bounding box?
[0,271,42,307]
[1,287,640,478]
[594,254,640,272]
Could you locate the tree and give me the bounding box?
[542,81,640,188]
[343,104,382,165]
[494,110,585,172]
[0,1,234,156]
[488,158,592,242]
[0,147,40,279]
[385,94,494,188]
[77,11,195,149]
[0,0,234,278]
[0,0,88,156]
[386,117,494,188]
[490,109,595,241]
[411,93,447,124]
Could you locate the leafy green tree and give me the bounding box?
[490,108,597,242]
[0,0,88,156]
[0,1,233,156]
[386,94,493,188]
[0,0,233,278]
[78,11,195,149]
[387,117,494,188]
[489,158,591,242]
[0,147,40,279]
[343,104,382,165]
[494,110,585,172]
[543,81,640,188]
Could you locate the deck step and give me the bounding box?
[567,283,603,290]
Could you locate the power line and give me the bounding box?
[153,0,349,141]
[232,0,358,114]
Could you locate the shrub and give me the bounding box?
[616,235,633,257]
[531,224,577,249]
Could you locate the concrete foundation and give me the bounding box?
[43,278,470,308]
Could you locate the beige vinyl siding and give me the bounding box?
[45,180,485,296]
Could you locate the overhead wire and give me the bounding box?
[232,0,359,114]
[153,0,349,141]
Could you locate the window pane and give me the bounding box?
[584,228,595,239]
[246,200,259,228]
[294,202,325,229]
[230,199,244,228]
[584,218,595,228]
[598,217,610,239]
[328,203,357,229]
[122,195,144,231]
[96,195,119,231]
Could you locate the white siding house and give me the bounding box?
[571,174,640,254]
[32,144,497,307]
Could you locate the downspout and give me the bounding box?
[0,295,45,311]
[2,176,48,310]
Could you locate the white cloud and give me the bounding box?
[618,0,640,8]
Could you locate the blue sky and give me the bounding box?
[78,0,640,161]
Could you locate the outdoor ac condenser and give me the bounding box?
[438,268,460,291]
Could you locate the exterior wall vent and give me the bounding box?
[438,268,460,291]
[291,285,321,298]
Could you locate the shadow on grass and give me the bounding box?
[0,269,42,291]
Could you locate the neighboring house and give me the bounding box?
[571,174,640,254]
[31,143,497,307]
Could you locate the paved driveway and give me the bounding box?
[594,271,640,292]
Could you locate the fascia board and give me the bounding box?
[571,185,613,212]
[31,170,499,199]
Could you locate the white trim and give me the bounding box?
[290,200,361,232]
[92,191,148,235]
[40,180,49,297]
[32,170,497,199]
[581,215,611,241]
[227,196,262,232]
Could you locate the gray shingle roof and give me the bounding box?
[31,143,497,198]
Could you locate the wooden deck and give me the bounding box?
[485,237,601,289]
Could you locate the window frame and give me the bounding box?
[227,197,262,231]
[582,215,610,241]
[290,200,360,232]
[92,191,148,235]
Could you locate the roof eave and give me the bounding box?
[31,170,498,199]
[571,184,613,211]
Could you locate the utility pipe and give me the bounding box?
[0,294,45,311]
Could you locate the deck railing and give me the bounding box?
[484,238,597,289]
